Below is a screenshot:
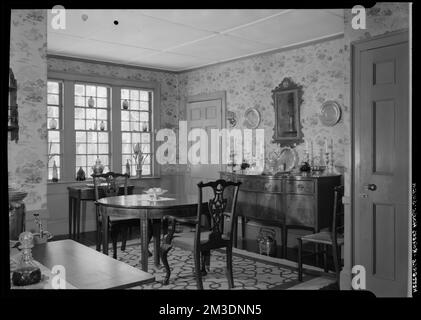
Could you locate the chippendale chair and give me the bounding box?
[297,185,344,284]
[160,179,241,290]
[92,172,141,259]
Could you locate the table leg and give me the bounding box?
[81,200,87,235]
[152,219,161,267]
[73,199,78,240]
[68,196,73,239]
[140,212,149,272]
[102,208,109,256]
[75,199,81,240]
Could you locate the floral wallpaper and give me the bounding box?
[9,9,48,212]
[178,37,347,174]
[47,57,183,174]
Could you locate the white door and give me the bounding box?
[186,95,224,198]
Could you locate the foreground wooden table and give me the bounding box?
[97,194,203,272]
[32,239,155,289]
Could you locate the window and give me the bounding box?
[47,80,62,180]
[120,88,152,176]
[74,83,110,176]
[47,71,159,182]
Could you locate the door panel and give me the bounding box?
[186,97,224,198]
[355,34,409,297]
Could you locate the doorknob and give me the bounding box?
[365,184,377,191]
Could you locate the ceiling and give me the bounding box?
[47,9,344,72]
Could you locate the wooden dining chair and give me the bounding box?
[297,185,344,283]
[92,172,140,259]
[160,179,241,289]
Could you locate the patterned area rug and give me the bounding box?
[108,242,318,290]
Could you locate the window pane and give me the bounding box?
[130,100,140,110]
[97,109,107,120]
[48,94,59,105]
[48,106,59,118]
[48,130,60,142]
[121,89,129,99]
[141,133,150,143]
[86,85,96,96]
[122,143,132,154]
[76,155,87,167]
[130,90,139,100]
[139,102,149,111]
[139,112,149,122]
[132,133,141,143]
[74,108,85,119]
[75,119,85,130]
[48,81,59,94]
[97,98,107,108]
[87,132,97,143]
[142,144,151,154]
[121,121,130,131]
[139,91,149,101]
[86,108,96,119]
[75,96,85,107]
[86,120,96,130]
[121,110,129,121]
[76,131,86,142]
[76,143,86,154]
[86,97,96,108]
[97,86,107,98]
[98,143,108,154]
[50,155,60,166]
[142,165,150,175]
[50,143,60,154]
[87,144,98,154]
[131,111,139,121]
[98,132,108,143]
[122,132,131,143]
[131,122,140,132]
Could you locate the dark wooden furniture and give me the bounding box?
[8,68,19,143]
[96,194,204,272]
[32,240,154,289]
[92,172,140,259]
[297,186,344,283]
[160,180,241,289]
[67,183,134,240]
[220,172,341,259]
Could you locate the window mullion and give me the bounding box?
[111,86,122,172]
[62,80,75,181]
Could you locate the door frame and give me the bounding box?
[186,91,227,173]
[351,29,410,294]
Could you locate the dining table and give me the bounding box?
[96,193,206,272]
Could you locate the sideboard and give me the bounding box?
[220,171,341,259]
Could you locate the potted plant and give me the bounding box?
[133,143,148,178]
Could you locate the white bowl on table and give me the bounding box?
[143,188,167,200]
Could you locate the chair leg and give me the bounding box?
[160,244,172,285]
[297,238,303,282]
[332,244,341,284]
[323,244,328,273]
[96,224,102,252]
[201,251,210,276]
[283,226,288,259]
[121,226,129,251]
[194,249,204,290]
[111,228,118,259]
[226,246,234,289]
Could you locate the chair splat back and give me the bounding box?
[91,172,129,201]
[196,179,241,244]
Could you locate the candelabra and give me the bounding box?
[324,152,336,174]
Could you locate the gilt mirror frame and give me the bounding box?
[271,77,304,147]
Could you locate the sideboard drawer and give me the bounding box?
[285,180,314,194]
[236,177,282,193]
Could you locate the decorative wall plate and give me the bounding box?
[243,107,261,129]
[278,147,297,172]
[320,100,341,126]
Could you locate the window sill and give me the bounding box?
[47,175,161,185]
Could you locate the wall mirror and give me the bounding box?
[271,77,303,146]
